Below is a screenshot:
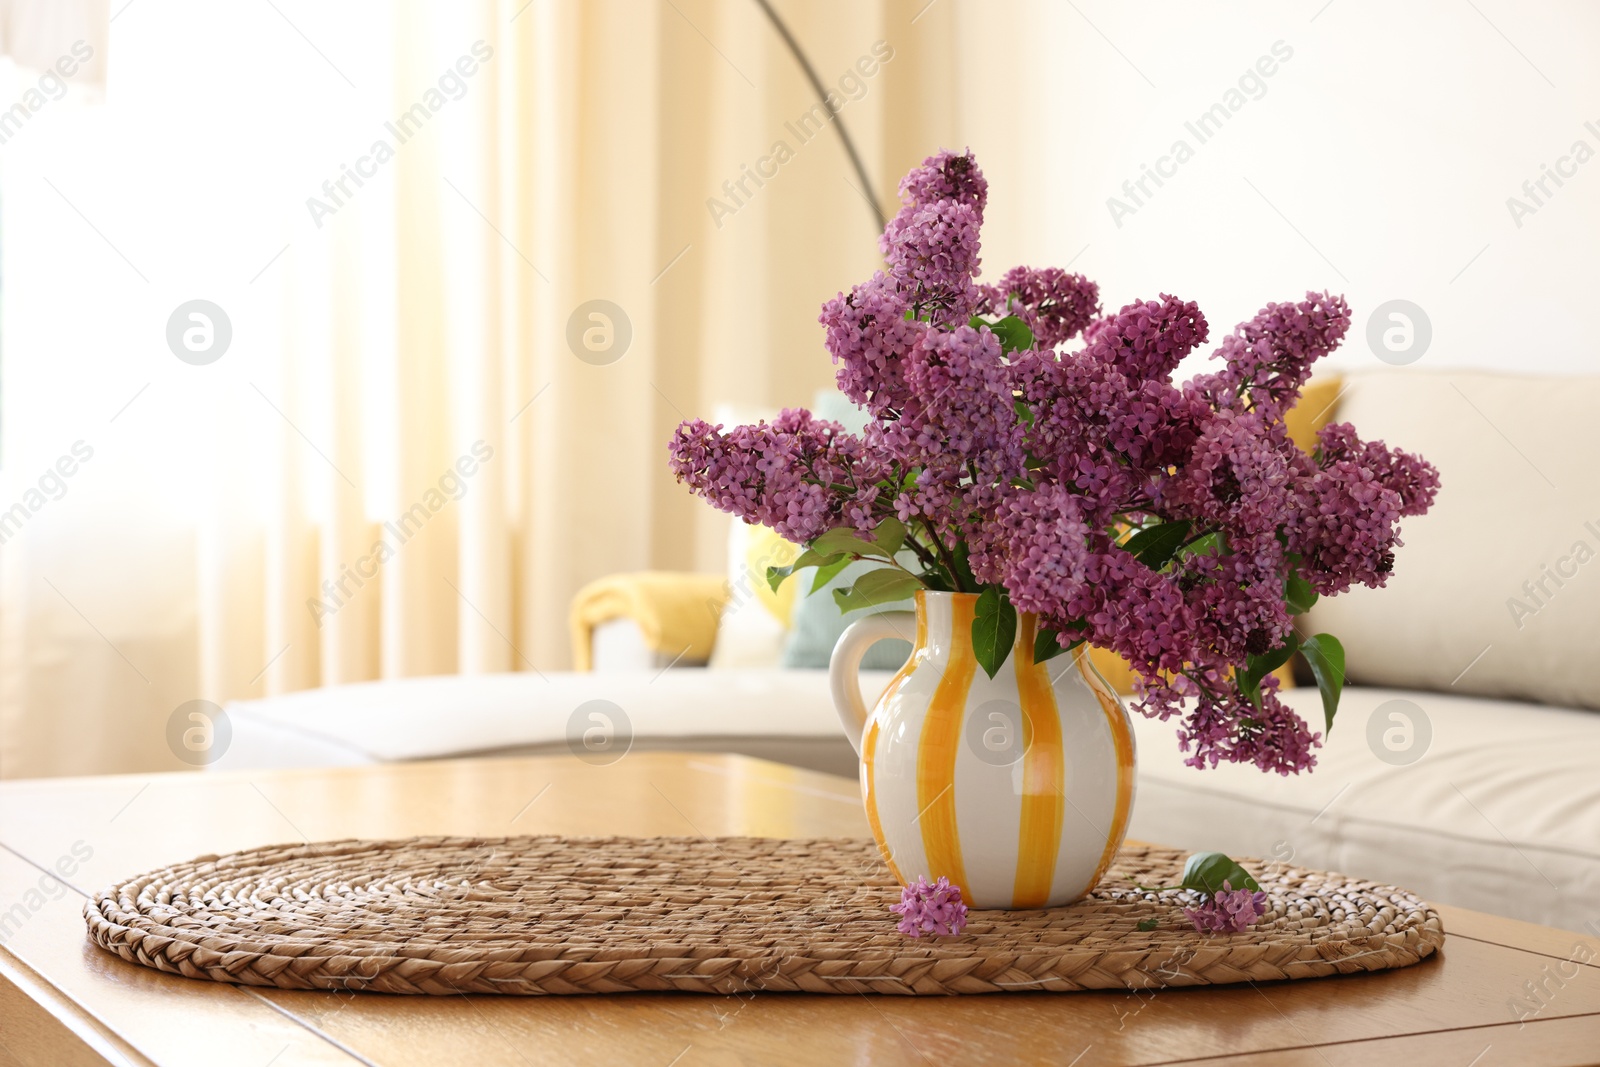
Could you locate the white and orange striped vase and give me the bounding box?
[829,590,1137,910]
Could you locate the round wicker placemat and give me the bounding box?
[84,837,1443,995]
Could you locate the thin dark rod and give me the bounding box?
[749,0,888,235]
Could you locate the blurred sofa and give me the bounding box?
[216,369,1600,933]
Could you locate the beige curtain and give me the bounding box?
[0,0,967,778]
[0,0,109,84]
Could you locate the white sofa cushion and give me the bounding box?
[1304,368,1600,710]
[218,669,892,778]
[1129,684,1600,933]
[591,618,681,672]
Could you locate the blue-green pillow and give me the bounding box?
[780,560,914,670]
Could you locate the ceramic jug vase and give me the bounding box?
[829,590,1137,909]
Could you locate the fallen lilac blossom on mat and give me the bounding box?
[892,876,968,937]
[1136,851,1269,934]
[1185,881,1269,934]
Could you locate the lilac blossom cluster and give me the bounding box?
[890,875,969,938]
[668,149,1440,776]
[1184,881,1270,934]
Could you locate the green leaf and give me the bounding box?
[971,586,1018,679]
[1299,633,1346,737]
[1136,918,1159,932]
[765,565,789,594]
[765,547,842,593]
[1180,531,1225,560]
[1284,571,1318,615]
[832,568,922,614]
[1248,641,1299,679]
[986,315,1035,354]
[1121,520,1194,570]
[812,527,893,561]
[872,516,907,556]
[1013,396,1035,426]
[1034,626,1070,664]
[808,519,904,565]
[806,555,852,594]
[1237,635,1300,710]
[1180,851,1261,894]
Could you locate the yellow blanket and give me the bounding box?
[569,572,728,671]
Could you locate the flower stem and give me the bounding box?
[920,518,967,592]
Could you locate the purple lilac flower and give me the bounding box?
[1208,292,1352,419]
[1083,294,1209,382]
[896,325,1022,467]
[873,150,990,326]
[1173,674,1319,775]
[1184,881,1269,934]
[1010,350,1153,519]
[1160,409,1297,540]
[1076,545,1197,678]
[1317,421,1441,516]
[819,271,926,416]
[980,484,1092,612]
[1287,457,1406,595]
[897,148,988,217]
[891,876,968,938]
[667,409,894,544]
[1182,535,1295,665]
[879,199,984,325]
[992,266,1102,349]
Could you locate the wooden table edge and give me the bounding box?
[0,943,153,1067]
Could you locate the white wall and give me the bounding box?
[956,0,1600,377]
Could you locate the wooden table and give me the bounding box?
[1,753,1597,1066]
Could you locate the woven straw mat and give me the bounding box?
[84,836,1445,995]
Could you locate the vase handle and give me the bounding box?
[829,611,916,756]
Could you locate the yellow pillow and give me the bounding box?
[745,526,801,627]
[1285,375,1344,454]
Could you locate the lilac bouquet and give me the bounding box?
[669,150,1438,776]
